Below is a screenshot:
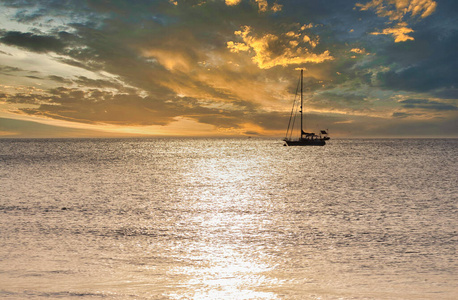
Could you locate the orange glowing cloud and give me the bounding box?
[227,26,333,69]
[271,2,283,12]
[371,22,414,42]
[225,0,241,6]
[350,48,366,54]
[255,0,268,12]
[356,0,437,21]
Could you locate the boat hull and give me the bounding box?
[284,139,326,146]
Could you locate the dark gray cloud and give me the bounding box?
[0,31,65,53]
[432,88,458,99]
[3,93,48,104]
[0,65,23,74]
[0,49,12,55]
[47,75,72,83]
[399,99,457,111]
[392,112,413,118]
[26,75,41,79]
[73,76,127,90]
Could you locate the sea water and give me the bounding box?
[0,138,456,299]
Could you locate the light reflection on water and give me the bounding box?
[167,140,282,299]
[0,138,457,299]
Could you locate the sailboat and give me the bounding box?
[283,69,330,146]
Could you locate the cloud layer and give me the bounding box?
[0,0,456,137]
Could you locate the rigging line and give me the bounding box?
[291,102,298,140]
[289,80,301,140]
[285,78,301,139]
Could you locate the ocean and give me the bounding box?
[0,138,456,299]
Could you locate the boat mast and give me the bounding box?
[300,69,303,138]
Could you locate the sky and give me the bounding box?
[0,0,457,138]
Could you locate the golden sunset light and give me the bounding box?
[0,0,455,138]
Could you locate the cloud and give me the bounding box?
[255,0,268,12]
[0,31,65,53]
[392,112,412,118]
[225,0,242,6]
[0,65,23,74]
[313,90,371,111]
[72,76,127,90]
[399,98,457,111]
[2,93,48,104]
[370,22,414,42]
[432,88,458,100]
[47,75,72,83]
[227,25,333,69]
[142,49,194,72]
[350,48,366,54]
[355,0,437,21]
[356,0,437,42]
